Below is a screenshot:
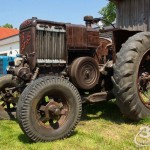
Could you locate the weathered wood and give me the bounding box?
[113,0,150,31]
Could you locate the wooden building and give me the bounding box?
[112,0,150,31]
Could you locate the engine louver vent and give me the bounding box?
[35,30,66,60]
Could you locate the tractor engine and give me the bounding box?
[12,17,112,91]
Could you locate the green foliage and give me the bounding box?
[99,1,116,25]
[2,23,13,28]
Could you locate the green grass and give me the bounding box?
[0,100,150,150]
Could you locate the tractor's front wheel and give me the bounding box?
[0,75,20,120]
[17,76,82,142]
[112,32,150,121]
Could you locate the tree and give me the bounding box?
[99,1,116,25]
[2,23,13,28]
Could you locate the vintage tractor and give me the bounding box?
[0,17,113,120]
[13,17,114,142]
[0,0,149,142]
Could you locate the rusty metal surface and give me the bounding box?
[87,28,99,48]
[20,17,100,70]
[20,17,66,30]
[20,18,67,69]
[66,24,99,50]
[70,57,100,90]
[94,37,112,64]
[66,24,87,49]
[84,91,114,103]
[138,50,150,109]
[36,30,66,60]
[20,27,36,70]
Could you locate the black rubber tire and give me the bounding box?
[0,75,18,120]
[70,57,99,90]
[112,32,150,121]
[17,76,82,142]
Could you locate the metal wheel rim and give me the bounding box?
[79,62,98,86]
[35,91,70,130]
[138,49,150,109]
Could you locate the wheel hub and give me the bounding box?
[1,87,19,104]
[81,65,96,83]
[47,101,61,117]
[70,57,99,90]
[0,85,20,120]
[84,69,91,80]
[39,100,67,124]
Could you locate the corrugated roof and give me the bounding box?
[0,28,19,40]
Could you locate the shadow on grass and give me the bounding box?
[18,134,32,144]
[81,100,136,124]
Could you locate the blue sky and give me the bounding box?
[0,0,108,29]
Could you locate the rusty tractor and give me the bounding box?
[0,0,149,142]
[0,17,112,120]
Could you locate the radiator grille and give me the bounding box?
[35,30,66,60]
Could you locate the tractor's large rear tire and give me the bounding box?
[17,76,82,142]
[112,32,150,121]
